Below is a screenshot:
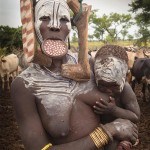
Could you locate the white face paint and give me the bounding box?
[35,0,71,43]
[94,56,128,92]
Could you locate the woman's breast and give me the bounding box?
[69,100,100,140]
[37,97,100,144]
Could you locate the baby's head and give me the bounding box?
[94,45,128,95]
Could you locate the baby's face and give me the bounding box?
[97,81,121,96]
[94,56,128,94]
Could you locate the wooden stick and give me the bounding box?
[61,0,91,81]
[67,0,80,14]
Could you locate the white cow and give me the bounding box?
[0,54,19,90]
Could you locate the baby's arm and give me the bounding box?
[93,82,140,123]
[119,82,140,123]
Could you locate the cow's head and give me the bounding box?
[0,56,6,64]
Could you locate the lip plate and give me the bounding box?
[41,39,68,58]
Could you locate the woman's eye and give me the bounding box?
[60,17,69,22]
[39,16,50,21]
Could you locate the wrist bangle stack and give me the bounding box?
[89,127,109,149]
[100,124,113,141]
[41,143,52,150]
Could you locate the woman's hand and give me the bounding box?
[103,119,138,145]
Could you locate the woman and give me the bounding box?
[11,0,138,149]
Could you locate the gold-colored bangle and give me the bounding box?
[100,125,113,141]
[90,132,100,148]
[41,143,52,150]
[89,127,110,149]
[96,127,109,143]
[96,128,108,145]
[97,127,109,144]
[94,130,104,144]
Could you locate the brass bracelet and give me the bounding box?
[100,125,113,141]
[89,127,109,149]
[41,143,52,150]
[96,127,109,143]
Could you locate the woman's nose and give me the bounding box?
[47,21,61,31]
[50,26,60,31]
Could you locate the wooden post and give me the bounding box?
[61,0,91,81]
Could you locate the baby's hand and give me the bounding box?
[93,97,116,115]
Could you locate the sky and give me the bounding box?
[0,0,134,28]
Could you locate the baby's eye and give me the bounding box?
[39,16,50,21]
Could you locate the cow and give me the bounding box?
[0,54,19,90]
[126,47,149,83]
[131,57,150,102]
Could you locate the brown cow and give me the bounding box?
[0,54,19,89]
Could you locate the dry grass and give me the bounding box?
[71,40,150,51]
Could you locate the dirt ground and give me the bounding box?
[0,83,150,150]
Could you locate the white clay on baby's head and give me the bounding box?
[94,56,128,92]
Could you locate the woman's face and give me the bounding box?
[34,0,71,58]
[35,0,71,43]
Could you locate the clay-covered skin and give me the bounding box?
[11,1,138,150]
[93,53,140,124]
[16,56,96,144]
[11,71,138,149]
[35,0,71,43]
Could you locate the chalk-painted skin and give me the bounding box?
[11,0,138,150]
[93,56,140,124]
[35,0,71,43]
[92,55,140,149]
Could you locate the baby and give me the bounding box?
[93,45,140,150]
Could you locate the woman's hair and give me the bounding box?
[95,45,128,64]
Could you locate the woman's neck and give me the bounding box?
[47,56,67,73]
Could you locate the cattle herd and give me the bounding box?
[126,46,150,102]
